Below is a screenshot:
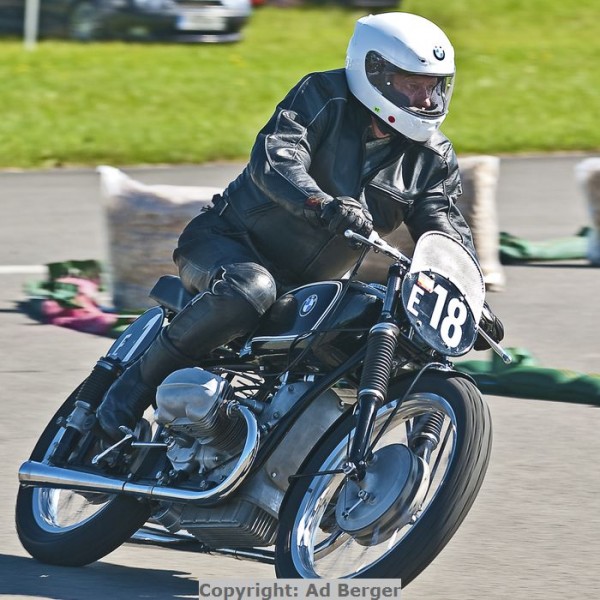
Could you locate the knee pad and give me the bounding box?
[164,264,276,360]
[216,263,277,316]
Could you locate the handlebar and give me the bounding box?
[344,230,411,265]
[345,229,513,365]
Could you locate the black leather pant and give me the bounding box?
[97,207,279,439]
[168,208,278,360]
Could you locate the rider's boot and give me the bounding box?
[96,265,275,441]
[96,330,194,441]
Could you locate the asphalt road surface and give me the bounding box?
[1,155,599,600]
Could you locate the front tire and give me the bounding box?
[15,387,151,566]
[275,373,492,583]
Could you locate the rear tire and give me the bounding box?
[15,387,151,566]
[275,373,492,583]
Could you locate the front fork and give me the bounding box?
[348,322,400,480]
[348,264,403,480]
[348,322,448,483]
[347,263,449,480]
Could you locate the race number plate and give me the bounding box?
[106,306,165,365]
[401,270,478,356]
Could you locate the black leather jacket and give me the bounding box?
[211,68,474,286]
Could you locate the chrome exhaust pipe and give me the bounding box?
[130,526,276,564]
[19,405,259,505]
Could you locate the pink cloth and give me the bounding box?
[40,277,118,335]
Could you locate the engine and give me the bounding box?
[152,367,349,549]
[154,368,246,478]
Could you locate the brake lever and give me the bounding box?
[476,328,513,364]
[344,230,410,264]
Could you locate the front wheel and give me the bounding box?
[15,386,152,566]
[275,373,492,583]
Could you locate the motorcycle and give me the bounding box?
[16,229,509,584]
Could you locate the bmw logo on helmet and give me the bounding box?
[433,46,445,61]
[300,294,318,317]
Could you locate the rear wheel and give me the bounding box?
[16,387,151,566]
[275,373,492,584]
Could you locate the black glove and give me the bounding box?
[474,301,505,351]
[306,196,373,237]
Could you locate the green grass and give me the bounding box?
[1,1,599,169]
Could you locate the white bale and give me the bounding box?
[574,157,600,265]
[357,155,504,290]
[98,166,222,311]
[457,155,504,291]
[99,155,504,310]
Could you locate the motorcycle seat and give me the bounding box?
[149,275,194,314]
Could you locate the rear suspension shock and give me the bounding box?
[50,357,122,465]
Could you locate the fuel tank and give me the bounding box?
[248,281,385,369]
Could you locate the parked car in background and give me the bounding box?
[0,0,252,43]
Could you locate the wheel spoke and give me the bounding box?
[313,528,351,560]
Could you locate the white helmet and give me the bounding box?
[346,12,455,142]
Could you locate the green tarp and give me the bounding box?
[456,348,600,406]
[499,228,590,263]
[20,250,600,406]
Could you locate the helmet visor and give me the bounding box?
[365,51,454,118]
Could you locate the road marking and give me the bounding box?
[0,265,46,275]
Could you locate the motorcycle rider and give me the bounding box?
[97,11,504,441]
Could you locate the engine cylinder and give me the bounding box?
[155,368,243,448]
